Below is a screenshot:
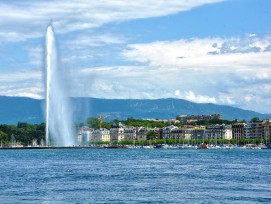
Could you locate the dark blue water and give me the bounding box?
[0,149,271,203]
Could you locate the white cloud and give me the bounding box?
[66,65,220,104]
[174,89,216,103]
[0,0,224,42]
[24,33,270,112]
[0,70,43,99]
[119,36,271,112]
[0,87,43,99]
[184,91,217,103]
[174,90,182,97]
[24,46,43,66]
[218,94,235,105]
[60,33,127,63]
[0,71,41,83]
[67,34,126,48]
[122,36,271,70]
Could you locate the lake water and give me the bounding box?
[0,148,271,203]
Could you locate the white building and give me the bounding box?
[93,128,110,142]
[204,124,232,140]
[224,125,233,140]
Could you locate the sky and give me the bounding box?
[0,0,271,113]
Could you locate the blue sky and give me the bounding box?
[0,0,271,113]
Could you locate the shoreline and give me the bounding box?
[0,146,104,150]
[0,144,270,150]
[0,145,131,150]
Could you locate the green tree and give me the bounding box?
[102,121,112,130]
[250,117,260,122]
[0,130,8,146]
[86,117,100,129]
[147,130,156,140]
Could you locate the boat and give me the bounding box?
[198,143,208,149]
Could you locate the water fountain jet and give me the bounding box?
[45,23,76,146]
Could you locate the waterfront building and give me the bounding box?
[136,127,148,140]
[204,125,223,140]
[161,126,170,139]
[93,128,110,142]
[147,119,180,124]
[192,126,205,140]
[232,123,245,140]
[153,127,162,140]
[224,125,233,140]
[101,128,110,142]
[161,125,181,139]
[170,126,183,140]
[75,117,271,145]
[204,124,232,140]
[182,125,195,140]
[262,120,271,142]
[110,122,125,143]
[177,114,222,123]
[124,126,137,141]
[244,123,251,139]
[249,120,263,139]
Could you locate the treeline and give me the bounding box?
[84,117,172,129]
[0,122,45,147]
[84,116,249,129]
[187,118,244,126]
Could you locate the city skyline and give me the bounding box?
[0,0,271,113]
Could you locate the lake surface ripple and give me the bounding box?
[0,149,271,203]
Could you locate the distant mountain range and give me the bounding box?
[0,96,270,124]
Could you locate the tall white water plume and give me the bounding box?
[45,23,75,146]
